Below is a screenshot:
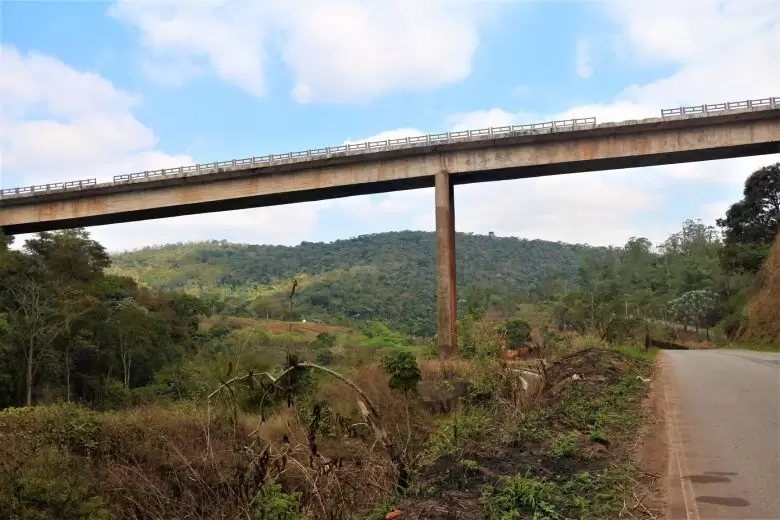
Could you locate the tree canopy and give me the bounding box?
[0,229,207,408]
[718,163,780,273]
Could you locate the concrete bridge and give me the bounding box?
[2,97,779,356]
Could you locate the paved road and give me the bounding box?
[662,349,780,520]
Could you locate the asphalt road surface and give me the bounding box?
[662,349,780,520]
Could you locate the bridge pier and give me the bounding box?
[435,170,458,358]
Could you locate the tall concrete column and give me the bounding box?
[435,170,458,358]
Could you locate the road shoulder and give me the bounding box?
[634,354,670,518]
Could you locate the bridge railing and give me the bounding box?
[660,96,778,117]
[2,96,778,200]
[1,179,97,200]
[109,117,598,184]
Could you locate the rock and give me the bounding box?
[511,369,544,399]
[571,374,581,381]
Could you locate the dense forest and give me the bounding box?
[112,232,601,335]
[0,230,212,409]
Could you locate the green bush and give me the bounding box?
[504,318,531,348]
[380,350,421,394]
[96,379,128,411]
[250,483,302,520]
[0,446,109,520]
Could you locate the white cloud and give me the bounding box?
[110,0,484,103]
[0,45,188,186]
[575,39,593,79]
[604,0,774,66]
[278,0,480,103]
[605,0,780,106]
[344,128,423,145]
[698,201,732,227]
[447,109,530,131]
[110,0,268,96]
[0,45,323,250]
[343,0,780,247]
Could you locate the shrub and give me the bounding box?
[97,379,128,411]
[505,318,532,348]
[380,351,421,394]
[250,483,302,520]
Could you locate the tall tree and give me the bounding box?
[718,163,780,273]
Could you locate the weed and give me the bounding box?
[482,475,562,520]
[587,426,609,446]
[458,458,479,473]
[424,406,492,460]
[249,483,302,520]
[482,464,633,520]
[550,432,580,458]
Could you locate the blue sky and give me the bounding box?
[1,0,778,251]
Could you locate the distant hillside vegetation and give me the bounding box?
[111,231,601,335]
[740,228,780,344]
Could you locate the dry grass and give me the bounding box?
[570,332,608,351]
[0,403,260,520]
[419,359,475,383]
[202,315,352,338]
[741,229,780,344]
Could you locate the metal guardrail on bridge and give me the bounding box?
[660,97,778,117]
[1,179,97,199]
[1,96,777,200]
[111,117,597,184]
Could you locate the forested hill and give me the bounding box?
[111,231,601,335]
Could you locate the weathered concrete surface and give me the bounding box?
[1,109,779,234]
[662,349,780,520]
[435,169,457,358]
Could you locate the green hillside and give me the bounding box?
[111,231,601,335]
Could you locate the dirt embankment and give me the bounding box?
[740,228,780,344]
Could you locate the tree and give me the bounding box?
[110,298,152,390]
[0,314,13,408]
[718,163,780,273]
[6,275,72,405]
[668,290,717,333]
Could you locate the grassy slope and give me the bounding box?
[373,346,659,520]
[202,315,353,339]
[739,228,780,345]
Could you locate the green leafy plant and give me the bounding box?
[249,483,302,520]
[380,350,421,394]
[550,432,580,458]
[504,318,532,349]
